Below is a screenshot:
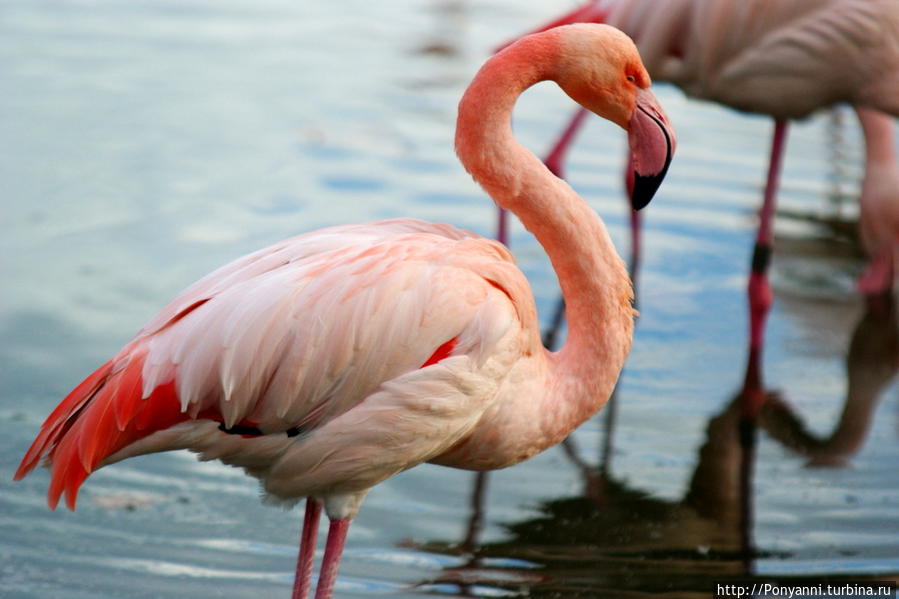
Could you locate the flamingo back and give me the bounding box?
[597,0,899,118]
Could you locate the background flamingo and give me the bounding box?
[502,0,899,419]
[14,24,674,599]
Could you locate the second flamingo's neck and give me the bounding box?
[455,32,635,431]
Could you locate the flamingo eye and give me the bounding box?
[626,75,636,83]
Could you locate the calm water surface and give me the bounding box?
[2,1,898,598]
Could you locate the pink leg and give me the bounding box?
[496,205,508,246]
[623,150,642,298]
[629,205,642,299]
[313,518,351,599]
[741,119,789,419]
[292,498,322,599]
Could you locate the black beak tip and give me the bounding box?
[630,172,663,211]
[628,104,674,212]
[630,139,673,211]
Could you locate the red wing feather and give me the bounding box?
[14,359,114,481]
[420,337,459,369]
[16,350,189,510]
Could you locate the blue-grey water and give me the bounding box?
[2,1,897,598]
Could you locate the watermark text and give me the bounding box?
[714,581,896,598]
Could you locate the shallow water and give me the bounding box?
[1,1,898,598]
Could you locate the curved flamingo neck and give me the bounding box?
[819,303,898,460]
[820,382,880,460]
[455,32,634,431]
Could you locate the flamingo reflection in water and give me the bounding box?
[413,295,898,597]
[414,392,759,596]
[764,294,899,468]
[425,151,899,593]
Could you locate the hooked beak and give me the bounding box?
[627,88,675,211]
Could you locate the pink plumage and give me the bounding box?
[15,25,675,599]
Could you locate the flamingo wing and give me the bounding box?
[16,218,533,509]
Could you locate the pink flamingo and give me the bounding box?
[502,0,899,417]
[855,107,899,296]
[14,24,674,599]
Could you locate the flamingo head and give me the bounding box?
[554,24,676,210]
